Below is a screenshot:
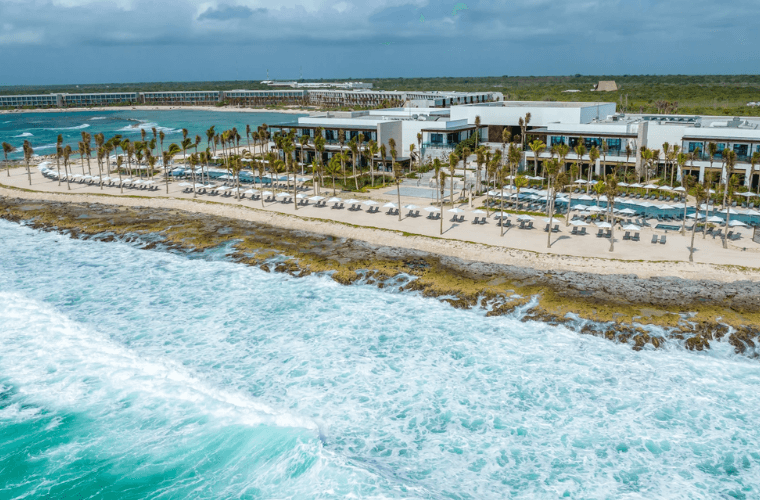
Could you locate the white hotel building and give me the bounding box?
[272,101,760,189]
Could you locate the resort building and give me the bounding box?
[270,101,760,190]
[0,94,62,108]
[60,92,139,107]
[140,91,221,105]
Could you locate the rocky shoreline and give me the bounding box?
[2,196,759,358]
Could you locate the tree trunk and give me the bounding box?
[689,203,699,261]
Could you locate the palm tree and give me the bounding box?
[22,140,33,185]
[587,146,600,192]
[565,163,580,226]
[63,145,72,191]
[448,152,459,207]
[661,142,670,181]
[670,145,681,186]
[507,142,522,197]
[624,143,633,178]
[389,138,402,221]
[528,139,545,177]
[326,154,341,195]
[338,129,346,183]
[380,144,387,187]
[707,142,718,180]
[675,151,687,187]
[116,156,124,193]
[722,174,739,249]
[604,176,618,252]
[2,142,15,177]
[690,179,707,261]
[640,148,654,183]
[314,134,326,193]
[514,174,529,214]
[681,174,696,235]
[166,143,181,194]
[544,158,560,247]
[299,134,309,176]
[752,151,760,194]
[439,170,448,235]
[722,149,737,212]
[474,115,481,150]
[367,140,378,187]
[702,172,716,240]
[417,132,423,167]
[55,135,63,186]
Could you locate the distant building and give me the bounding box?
[592,81,618,92]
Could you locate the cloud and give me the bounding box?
[197,4,264,21]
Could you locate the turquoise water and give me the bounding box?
[1,220,760,498]
[0,110,301,159]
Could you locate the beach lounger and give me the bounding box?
[479,217,488,225]
[730,232,741,241]
[527,221,534,229]
[660,235,667,244]
[579,227,587,236]
[472,217,481,224]
[552,224,560,233]
[632,232,640,242]
[571,227,578,235]
[502,219,511,228]
[623,231,631,240]
[544,224,551,232]
[596,229,604,238]
[605,229,612,238]
[651,235,658,244]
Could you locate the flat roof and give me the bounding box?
[464,101,614,109]
[529,127,636,138]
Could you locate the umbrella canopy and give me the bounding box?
[618,208,637,215]
[622,224,641,231]
[404,204,419,209]
[261,191,274,196]
[424,206,441,212]
[596,222,612,228]
[570,220,589,226]
[178,182,192,187]
[362,200,379,205]
[448,208,466,213]
[309,195,325,201]
[574,179,587,184]
[383,202,398,208]
[729,220,748,227]
[296,194,307,199]
[517,214,534,221]
[673,186,686,192]
[327,197,342,202]
[643,184,659,189]
[687,213,706,219]
[244,189,259,194]
[736,192,756,197]
[492,211,509,218]
[588,206,605,212]
[571,204,589,210]
[276,192,290,197]
[617,182,629,187]
[658,185,673,191]
[657,204,674,210]
[707,216,724,223]
[629,183,643,188]
[472,209,486,214]
[578,195,594,201]
[345,199,362,204]
[487,190,500,196]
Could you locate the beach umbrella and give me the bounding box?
[345,198,361,204]
[659,185,673,191]
[707,216,724,223]
[588,206,605,212]
[729,220,748,227]
[657,204,673,210]
[404,204,419,209]
[617,182,629,187]
[726,208,739,215]
[244,189,259,195]
[570,220,589,226]
[296,194,307,199]
[216,186,228,191]
[362,200,379,205]
[261,191,274,196]
[309,195,325,201]
[178,182,192,187]
[472,209,487,214]
[673,186,686,192]
[596,221,612,228]
[327,197,342,202]
[517,214,534,221]
[424,206,440,212]
[447,208,466,213]
[492,211,509,218]
[276,191,290,197]
[487,190,500,196]
[571,204,588,210]
[578,194,594,201]
[622,224,641,231]
[629,183,643,188]
[296,177,309,182]
[574,179,587,184]
[744,209,760,216]
[383,202,398,208]
[618,208,636,215]
[643,184,659,190]
[687,213,705,219]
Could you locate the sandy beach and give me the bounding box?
[0,105,311,115]
[2,165,760,283]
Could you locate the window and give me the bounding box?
[688,142,703,153]
[715,143,726,157]
[431,133,443,144]
[325,130,336,140]
[733,144,748,157]
[606,138,622,151]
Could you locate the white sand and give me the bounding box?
[2,166,760,283]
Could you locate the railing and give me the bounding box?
[422,142,456,150]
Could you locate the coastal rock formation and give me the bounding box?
[3,196,760,358]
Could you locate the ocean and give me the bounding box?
[1,219,759,498]
[0,110,303,160]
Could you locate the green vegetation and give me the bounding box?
[3,75,760,116]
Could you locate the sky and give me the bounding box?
[0,0,758,85]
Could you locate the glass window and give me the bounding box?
[733,144,748,157]
[606,138,622,151]
[325,130,336,140]
[715,143,726,157]
[431,134,443,144]
[688,142,703,153]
